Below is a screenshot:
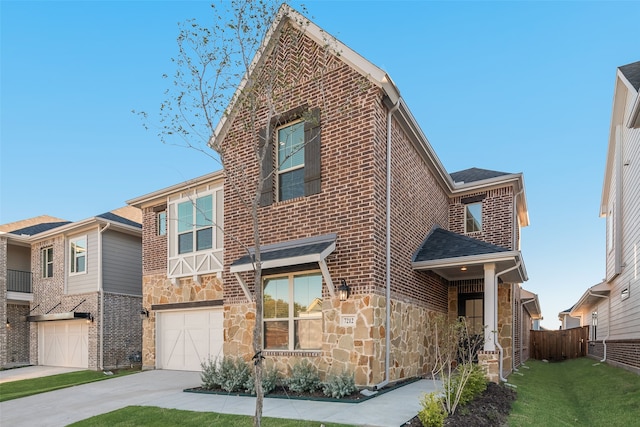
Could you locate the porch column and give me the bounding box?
[484,263,496,351]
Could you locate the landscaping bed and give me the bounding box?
[185,376,420,403]
[403,382,517,427]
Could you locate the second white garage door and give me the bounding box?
[156,308,224,371]
[38,320,89,368]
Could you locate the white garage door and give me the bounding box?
[39,320,89,368]
[157,308,224,371]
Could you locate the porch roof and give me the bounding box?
[230,234,336,273]
[412,226,527,282]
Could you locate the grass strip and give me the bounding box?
[0,369,140,402]
[67,405,357,427]
[508,358,640,426]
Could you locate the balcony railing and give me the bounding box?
[7,269,32,293]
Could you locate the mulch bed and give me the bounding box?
[185,377,419,403]
[402,382,517,427]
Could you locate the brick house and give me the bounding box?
[0,207,142,369]
[566,61,640,374]
[129,5,537,385]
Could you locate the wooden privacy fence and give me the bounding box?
[530,326,589,361]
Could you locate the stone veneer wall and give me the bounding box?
[498,283,513,377]
[141,273,223,369]
[225,292,441,387]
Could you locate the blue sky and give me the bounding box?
[2,1,639,329]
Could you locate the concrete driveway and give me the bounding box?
[0,368,439,427]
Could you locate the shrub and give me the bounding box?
[322,370,358,399]
[200,356,250,393]
[244,365,279,395]
[418,392,447,427]
[200,357,220,390]
[443,363,487,408]
[285,360,321,393]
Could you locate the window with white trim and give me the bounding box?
[591,311,598,341]
[42,247,53,278]
[263,272,323,350]
[157,211,167,236]
[69,236,87,274]
[177,195,213,254]
[277,120,305,201]
[607,205,614,254]
[465,202,482,233]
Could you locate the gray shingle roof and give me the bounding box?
[450,168,511,184]
[231,240,333,268]
[10,221,71,236]
[97,212,141,228]
[413,226,509,262]
[620,61,640,92]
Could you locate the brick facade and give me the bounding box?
[449,187,515,250]
[588,340,640,374]
[136,15,526,386]
[5,303,30,364]
[0,236,7,367]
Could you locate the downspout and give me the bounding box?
[493,261,521,383]
[375,98,401,390]
[98,223,111,370]
[588,291,610,362]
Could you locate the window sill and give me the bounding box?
[263,350,321,357]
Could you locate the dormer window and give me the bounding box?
[465,202,482,233]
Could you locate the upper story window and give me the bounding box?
[591,311,598,340]
[69,236,87,274]
[177,195,213,254]
[259,107,321,206]
[607,205,614,254]
[465,202,482,233]
[157,211,167,236]
[42,247,53,278]
[263,271,323,351]
[277,120,305,201]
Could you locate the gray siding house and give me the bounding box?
[0,207,143,369]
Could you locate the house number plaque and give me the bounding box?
[340,315,356,327]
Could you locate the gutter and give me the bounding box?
[375,97,401,390]
[588,290,610,362]
[98,223,111,370]
[494,261,521,383]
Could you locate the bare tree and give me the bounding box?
[139,2,371,425]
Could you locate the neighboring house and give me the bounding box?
[0,207,142,369]
[569,60,640,374]
[558,305,582,330]
[129,6,539,385]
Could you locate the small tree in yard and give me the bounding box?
[139,1,372,426]
[427,315,487,417]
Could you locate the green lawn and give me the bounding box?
[508,358,640,426]
[68,406,356,427]
[0,369,140,402]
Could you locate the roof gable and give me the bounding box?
[619,60,640,92]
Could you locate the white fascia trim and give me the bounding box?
[569,282,610,315]
[7,291,33,302]
[412,250,527,282]
[127,170,225,208]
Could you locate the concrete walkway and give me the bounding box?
[0,368,440,426]
[0,366,83,384]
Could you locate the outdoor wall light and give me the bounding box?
[5,318,9,328]
[140,308,149,319]
[461,266,468,271]
[86,315,94,324]
[338,279,351,302]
